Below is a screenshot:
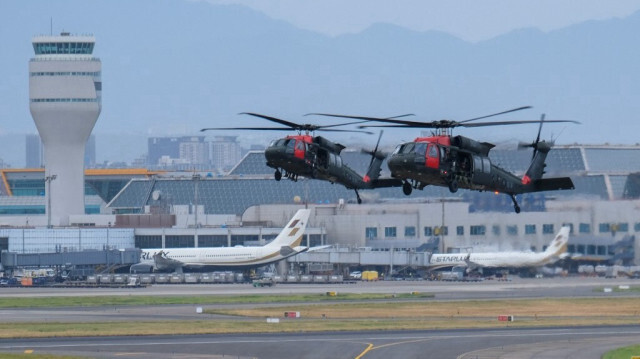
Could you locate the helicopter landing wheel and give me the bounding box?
[509,194,521,214]
[448,179,458,193]
[355,189,362,204]
[274,170,282,181]
[311,167,318,178]
[402,181,412,196]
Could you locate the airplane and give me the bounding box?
[310,108,580,213]
[131,209,311,273]
[429,226,570,272]
[201,113,404,203]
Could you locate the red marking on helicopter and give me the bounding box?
[521,175,531,185]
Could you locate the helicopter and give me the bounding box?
[309,107,580,213]
[201,113,404,204]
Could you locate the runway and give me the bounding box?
[1,277,639,358]
[1,326,639,358]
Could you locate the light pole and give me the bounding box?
[44,174,57,228]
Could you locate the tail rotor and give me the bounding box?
[518,114,546,160]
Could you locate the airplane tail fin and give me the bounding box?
[544,226,570,258]
[266,209,311,248]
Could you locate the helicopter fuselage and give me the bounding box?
[264,134,375,189]
[388,135,529,194]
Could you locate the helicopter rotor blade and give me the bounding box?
[316,128,374,134]
[239,112,302,129]
[458,106,533,124]
[456,119,579,128]
[201,127,295,132]
[358,119,579,129]
[307,113,415,121]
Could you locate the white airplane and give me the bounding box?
[132,209,311,273]
[429,226,570,271]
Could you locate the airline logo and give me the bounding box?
[433,254,467,263]
[288,219,300,228]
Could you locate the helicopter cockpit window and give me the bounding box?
[285,139,295,149]
[414,143,427,156]
[295,140,305,151]
[336,155,342,167]
[427,144,438,158]
[402,143,415,154]
[392,144,404,155]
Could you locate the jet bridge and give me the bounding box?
[289,249,431,267]
[1,249,141,270]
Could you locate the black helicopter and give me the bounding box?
[201,113,403,203]
[310,107,580,213]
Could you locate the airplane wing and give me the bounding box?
[153,251,185,271]
[463,253,482,272]
[308,245,333,252]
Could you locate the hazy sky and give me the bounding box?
[205,0,640,41]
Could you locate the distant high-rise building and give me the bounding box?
[25,134,43,168]
[211,136,242,171]
[148,136,208,167]
[26,134,96,168]
[84,134,96,168]
[29,32,101,225]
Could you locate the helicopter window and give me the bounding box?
[402,143,415,154]
[473,156,483,172]
[285,139,295,149]
[392,145,403,155]
[482,158,491,173]
[414,143,427,156]
[427,144,438,158]
[329,153,336,166]
[295,140,305,151]
[336,155,342,167]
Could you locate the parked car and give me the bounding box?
[0,277,18,286]
[349,271,362,280]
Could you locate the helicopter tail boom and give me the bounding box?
[530,177,575,192]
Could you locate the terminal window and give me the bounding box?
[384,227,397,238]
[423,227,433,236]
[599,223,611,233]
[525,224,536,234]
[404,226,416,237]
[579,223,591,233]
[470,225,486,236]
[542,224,554,234]
[365,227,377,239]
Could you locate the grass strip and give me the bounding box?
[1,297,640,339]
[0,317,639,339]
[0,354,88,359]
[0,292,432,309]
[603,344,640,359]
[206,297,640,319]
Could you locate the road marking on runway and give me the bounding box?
[354,343,373,359]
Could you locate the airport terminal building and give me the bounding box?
[0,144,638,272]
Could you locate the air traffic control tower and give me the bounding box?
[29,33,101,225]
